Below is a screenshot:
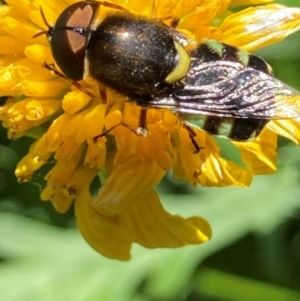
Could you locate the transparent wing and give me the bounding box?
[139,60,300,120]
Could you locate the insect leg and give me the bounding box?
[137,108,148,135]
[93,122,148,142]
[93,124,121,142]
[99,88,107,103]
[43,63,104,102]
[182,122,203,153]
[93,108,149,142]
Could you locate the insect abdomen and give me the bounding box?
[193,39,273,75]
[185,40,273,140]
[184,115,268,141]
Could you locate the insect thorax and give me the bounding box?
[86,14,178,95]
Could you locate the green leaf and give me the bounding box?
[0,145,18,170]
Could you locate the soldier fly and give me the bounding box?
[34,0,300,145]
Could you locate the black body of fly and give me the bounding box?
[34,0,300,142]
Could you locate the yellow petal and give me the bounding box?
[84,141,107,169]
[62,103,106,143]
[76,186,133,261]
[29,4,67,31]
[3,15,40,44]
[0,59,55,96]
[42,165,97,213]
[180,0,230,30]
[123,190,211,248]
[0,64,23,96]
[172,128,206,186]
[44,156,82,188]
[125,0,152,14]
[41,187,74,213]
[21,79,69,97]
[5,0,32,15]
[25,99,61,120]
[76,187,211,260]
[64,165,99,199]
[268,120,300,145]
[230,0,274,6]
[220,4,300,51]
[32,135,54,161]
[95,156,166,210]
[16,58,54,81]
[199,154,253,187]
[0,36,27,54]
[15,139,50,182]
[55,140,83,161]
[42,114,72,152]
[0,97,54,137]
[62,90,91,114]
[0,55,19,67]
[233,129,277,175]
[24,44,53,65]
[41,157,93,212]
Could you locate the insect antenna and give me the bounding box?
[33,7,88,39]
[32,7,54,38]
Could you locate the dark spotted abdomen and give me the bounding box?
[190,40,273,141]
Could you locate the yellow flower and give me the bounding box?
[1,0,300,260]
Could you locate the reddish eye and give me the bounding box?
[50,1,99,80]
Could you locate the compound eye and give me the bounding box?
[50,1,99,80]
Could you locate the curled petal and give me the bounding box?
[123,190,211,248]
[76,188,211,261]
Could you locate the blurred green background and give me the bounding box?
[1,0,300,300]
